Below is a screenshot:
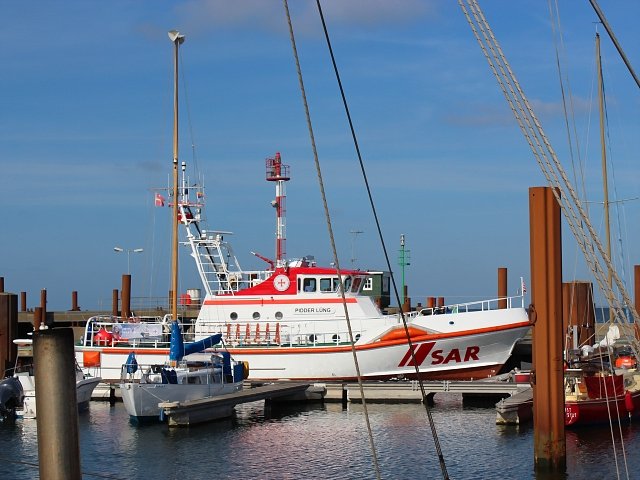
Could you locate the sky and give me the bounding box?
[1,0,639,312]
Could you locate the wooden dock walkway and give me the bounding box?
[159,382,325,426]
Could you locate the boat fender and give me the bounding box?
[242,361,250,380]
[625,391,634,413]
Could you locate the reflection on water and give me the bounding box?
[0,395,637,479]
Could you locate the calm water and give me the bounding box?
[0,396,637,479]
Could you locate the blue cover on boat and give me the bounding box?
[169,321,185,362]
[184,333,223,357]
[221,351,232,376]
[125,352,138,374]
[169,321,222,362]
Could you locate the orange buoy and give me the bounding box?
[615,356,637,369]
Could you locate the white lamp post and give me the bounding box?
[113,247,144,274]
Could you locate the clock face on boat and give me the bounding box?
[273,274,290,292]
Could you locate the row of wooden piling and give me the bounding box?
[0,274,134,317]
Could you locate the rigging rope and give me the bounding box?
[312,1,451,478]
[549,10,629,478]
[458,0,640,362]
[588,0,640,90]
[282,1,383,478]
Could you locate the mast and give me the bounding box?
[596,33,613,323]
[169,30,184,322]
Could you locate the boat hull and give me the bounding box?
[16,375,101,419]
[565,390,640,427]
[120,381,242,420]
[78,324,529,382]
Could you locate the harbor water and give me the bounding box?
[1,394,637,479]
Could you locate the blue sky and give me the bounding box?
[1,1,638,311]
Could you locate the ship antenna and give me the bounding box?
[265,152,290,269]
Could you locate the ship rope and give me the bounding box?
[548,4,631,476]
[458,0,640,364]
[312,1,452,478]
[284,1,451,479]
[281,2,384,479]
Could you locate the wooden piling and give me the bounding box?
[562,281,595,349]
[34,328,82,480]
[0,292,18,375]
[71,291,80,311]
[529,187,565,472]
[427,297,436,309]
[20,291,26,312]
[34,307,43,331]
[40,288,48,326]
[402,287,411,313]
[498,267,507,309]
[122,275,131,319]
[112,289,119,317]
[0,277,4,293]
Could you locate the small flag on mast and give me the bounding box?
[155,193,165,207]
[520,277,527,295]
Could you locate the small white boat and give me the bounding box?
[120,328,245,422]
[0,338,101,419]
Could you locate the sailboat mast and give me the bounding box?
[596,33,613,323]
[169,30,184,322]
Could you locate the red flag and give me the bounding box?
[155,193,165,207]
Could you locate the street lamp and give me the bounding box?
[113,247,144,274]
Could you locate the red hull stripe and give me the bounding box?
[398,342,436,367]
[203,297,358,306]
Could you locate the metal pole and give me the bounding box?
[34,328,82,480]
[169,30,184,323]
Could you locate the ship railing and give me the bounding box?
[120,360,224,385]
[80,316,198,348]
[196,322,362,348]
[409,294,526,318]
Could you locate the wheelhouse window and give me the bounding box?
[302,278,316,292]
[363,277,373,291]
[351,276,363,293]
[319,278,335,292]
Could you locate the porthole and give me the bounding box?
[332,334,340,343]
[253,312,260,320]
[230,312,238,320]
[355,334,361,341]
[275,311,283,320]
[308,334,317,343]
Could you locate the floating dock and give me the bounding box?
[328,379,530,404]
[495,387,533,425]
[158,382,325,426]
